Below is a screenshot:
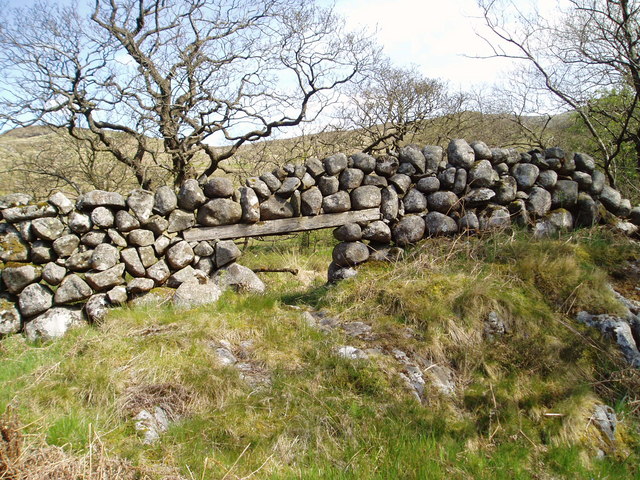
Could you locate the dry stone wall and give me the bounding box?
[1,138,639,341]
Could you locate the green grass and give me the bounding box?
[1,227,640,478]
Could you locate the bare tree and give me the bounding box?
[336,61,455,154]
[477,0,640,187]
[0,0,377,188]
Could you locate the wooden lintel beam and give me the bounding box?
[183,208,382,242]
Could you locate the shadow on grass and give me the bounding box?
[280,283,332,309]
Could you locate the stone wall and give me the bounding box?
[1,138,638,341]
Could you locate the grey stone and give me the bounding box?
[43,262,66,286]
[629,206,640,226]
[142,215,169,236]
[167,209,195,232]
[2,264,41,294]
[323,153,348,175]
[107,285,128,305]
[322,191,351,213]
[494,176,517,205]
[53,233,80,258]
[204,177,234,198]
[24,307,83,342]
[2,204,57,223]
[575,193,599,227]
[68,211,92,234]
[375,155,399,177]
[511,163,539,189]
[590,170,606,196]
[571,171,593,192]
[381,186,400,221]
[438,167,456,189]
[146,260,171,285]
[403,188,427,213]
[558,154,577,175]
[167,266,203,288]
[90,244,119,271]
[107,228,127,247]
[238,187,260,224]
[16,221,35,242]
[453,168,468,194]
[0,193,32,209]
[447,139,475,169]
[66,250,93,272]
[48,192,74,214]
[215,264,265,295]
[363,174,388,187]
[332,241,370,267]
[77,190,125,210]
[552,180,579,209]
[599,185,622,213]
[470,141,492,160]
[333,223,362,242]
[425,212,458,236]
[327,262,358,283]
[31,241,54,264]
[351,185,382,210]
[479,205,512,231]
[154,235,171,256]
[533,209,574,238]
[177,179,206,211]
[195,257,214,276]
[350,152,376,173]
[153,186,177,216]
[85,293,111,324]
[305,157,325,177]
[54,274,93,304]
[416,176,440,194]
[215,240,241,268]
[458,211,480,232]
[114,210,140,232]
[138,246,157,268]
[0,224,28,262]
[427,191,459,214]
[277,177,301,195]
[397,162,416,178]
[81,231,107,247]
[197,198,242,226]
[362,220,391,243]
[339,168,364,190]
[32,217,65,241]
[0,294,21,336]
[301,187,323,216]
[463,188,495,208]
[259,172,282,193]
[577,310,640,368]
[537,170,558,189]
[336,345,368,359]
[389,174,411,194]
[300,172,316,190]
[127,189,154,222]
[317,175,339,196]
[545,146,565,159]
[468,160,496,187]
[120,248,146,277]
[166,241,195,270]
[19,283,53,317]
[508,199,530,227]
[399,146,426,173]
[575,153,596,173]
[593,404,618,444]
[128,228,155,247]
[260,196,294,220]
[173,279,223,307]
[617,198,632,218]
[194,241,214,257]
[422,146,443,173]
[526,187,552,218]
[494,163,509,176]
[392,215,425,246]
[127,277,155,294]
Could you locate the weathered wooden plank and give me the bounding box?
[183,208,381,242]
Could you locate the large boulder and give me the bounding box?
[54,274,93,304]
[177,179,206,211]
[214,263,266,294]
[424,212,458,236]
[351,185,382,210]
[427,191,459,214]
[2,264,41,294]
[392,215,425,247]
[197,199,242,226]
[166,241,195,270]
[447,139,475,169]
[23,307,84,342]
[332,242,370,267]
[127,189,155,222]
[18,283,53,318]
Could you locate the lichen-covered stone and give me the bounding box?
[2,203,57,222]
[239,187,260,223]
[399,146,426,174]
[323,153,348,176]
[54,274,93,304]
[48,192,74,214]
[403,188,427,213]
[81,231,107,247]
[322,191,351,213]
[0,224,30,262]
[422,146,443,172]
[427,191,459,214]
[43,262,66,285]
[511,163,539,189]
[19,283,53,317]
[153,186,178,216]
[128,229,155,247]
[552,180,579,209]
[339,168,364,190]
[31,217,65,241]
[389,174,411,194]
[2,264,41,294]
[447,139,475,169]
[68,211,92,234]
[167,209,195,232]
[146,260,171,285]
[177,179,206,211]
[77,190,125,210]
[351,185,382,210]
[333,223,362,242]
[375,155,399,177]
[362,220,391,243]
[381,186,399,221]
[260,196,294,220]
[204,177,234,198]
[0,294,21,336]
[350,152,376,173]
[424,212,458,236]
[392,215,425,246]
[166,241,195,270]
[197,198,242,226]
[215,240,241,268]
[479,205,512,231]
[24,307,83,342]
[526,187,552,218]
[120,248,146,277]
[66,250,93,272]
[90,243,119,271]
[300,187,323,216]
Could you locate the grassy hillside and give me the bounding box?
[1,227,639,479]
